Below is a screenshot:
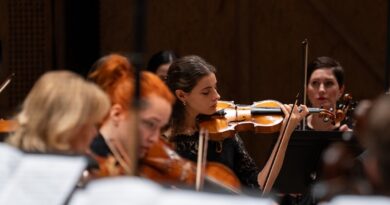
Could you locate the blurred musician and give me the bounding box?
[88,54,175,176]
[6,70,110,154]
[360,94,390,195]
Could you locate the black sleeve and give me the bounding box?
[232,134,261,189]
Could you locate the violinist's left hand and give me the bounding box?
[339,124,352,132]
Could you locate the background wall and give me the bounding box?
[100,0,388,104]
[1,0,388,115]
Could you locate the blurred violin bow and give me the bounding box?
[0,73,15,93]
[196,128,209,191]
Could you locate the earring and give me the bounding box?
[183,101,186,106]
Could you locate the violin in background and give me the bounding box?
[199,100,335,140]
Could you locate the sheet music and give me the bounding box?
[69,176,275,205]
[70,177,162,205]
[324,195,390,205]
[0,143,23,192]
[158,189,275,205]
[0,146,87,205]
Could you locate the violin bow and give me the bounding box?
[196,128,209,191]
[302,39,309,130]
[0,73,15,93]
[262,93,299,194]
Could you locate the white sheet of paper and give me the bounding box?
[0,143,23,192]
[69,176,275,205]
[158,190,274,205]
[323,195,390,205]
[0,153,86,205]
[70,177,162,205]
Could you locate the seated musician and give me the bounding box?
[360,94,390,195]
[6,70,110,154]
[88,54,175,176]
[146,50,179,80]
[306,56,351,131]
[164,55,309,192]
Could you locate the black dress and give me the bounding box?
[170,132,261,189]
[89,133,111,157]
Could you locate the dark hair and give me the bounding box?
[165,55,216,135]
[147,50,178,73]
[307,56,345,87]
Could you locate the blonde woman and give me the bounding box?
[7,70,110,154]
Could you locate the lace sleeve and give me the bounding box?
[233,134,261,189]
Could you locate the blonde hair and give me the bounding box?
[7,70,110,153]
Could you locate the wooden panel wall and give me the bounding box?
[100,0,388,103]
[0,0,53,117]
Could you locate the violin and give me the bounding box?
[199,100,336,140]
[139,138,242,194]
[0,119,18,133]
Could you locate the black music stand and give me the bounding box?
[273,130,362,194]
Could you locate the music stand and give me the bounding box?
[273,130,362,194]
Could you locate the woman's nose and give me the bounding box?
[319,83,326,92]
[213,89,220,101]
[149,130,160,144]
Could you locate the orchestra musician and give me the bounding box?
[306,56,352,132]
[147,50,178,80]
[88,54,175,176]
[164,55,309,191]
[360,94,390,195]
[6,70,110,154]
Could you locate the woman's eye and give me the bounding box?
[310,81,319,87]
[325,81,335,87]
[201,92,210,95]
[141,119,157,130]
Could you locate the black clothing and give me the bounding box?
[90,133,111,157]
[171,132,261,189]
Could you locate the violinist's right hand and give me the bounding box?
[281,104,309,131]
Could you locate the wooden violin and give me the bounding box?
[199,100,336,140]
[0,119,18,133]
[139,138,242,194]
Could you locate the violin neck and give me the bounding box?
[251,107,322,115]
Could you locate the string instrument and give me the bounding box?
[0,119,18,133]
[334,93,356,126]
[199,100,336,141]
[139,138,242,194]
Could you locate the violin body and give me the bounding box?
[0,119,18,133]
[200,100,337,140]
[140,138,242,193]
[199,100,284,140]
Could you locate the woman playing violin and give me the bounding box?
[165,55,309,191]
[88,54,175,176]
[306,56,351,131]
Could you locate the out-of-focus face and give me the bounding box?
[138,94,172,158]
[182,73,220,116]
[155,63,171,80]
[307,68,344,110]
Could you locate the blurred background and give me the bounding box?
[0,0,388,116]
